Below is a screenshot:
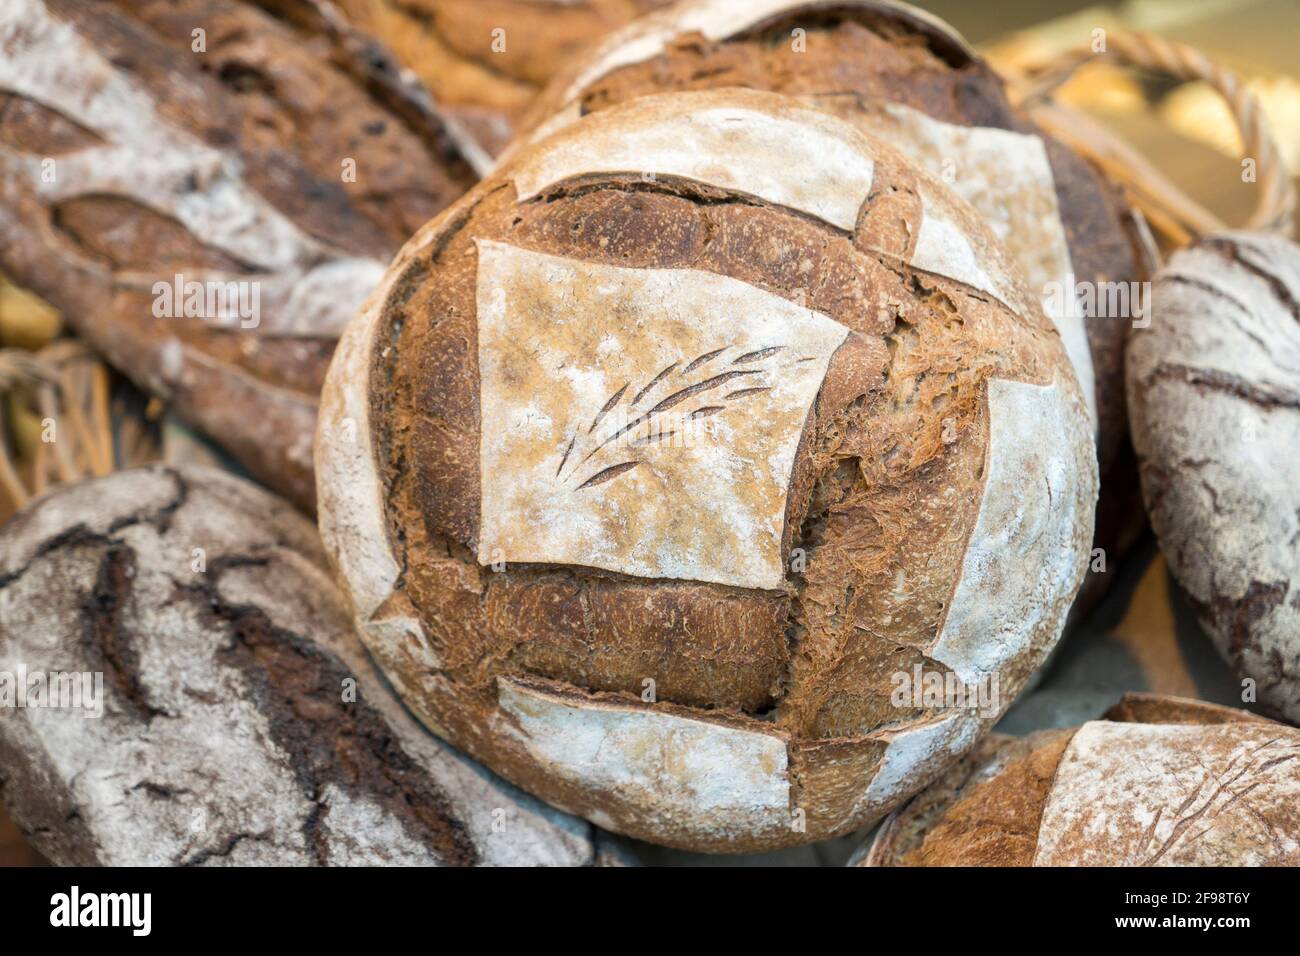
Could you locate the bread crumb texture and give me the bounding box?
[334,0,674,154]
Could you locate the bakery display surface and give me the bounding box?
[0,0,1297,896]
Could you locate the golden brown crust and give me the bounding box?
[870,729,1076,867]
[319,89,1095,851]
[337,0,674,154]
[1103,691,1276,726]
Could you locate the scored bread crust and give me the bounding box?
[512,0,1160,482]
[316,88,1097,851]
[0,0,477,510]
[857,694,1293,866]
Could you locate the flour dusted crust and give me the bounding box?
[0,0,476,509]
[511,101,878,231]
[0,466,597,866]
[1127,232,1300,724]
[857,694,1296,867]
[494,677,792,840]
[514,0,1157,555]
[316,88,1097,851]
[335,0,674,157]
[930,378,1094,685]
[475,240,849,590]
[1035,721,1300,866]
[840,103,1097,429]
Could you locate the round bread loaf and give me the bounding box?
[315,88,1098,851]
[854,693,1296,866]
[0,465,599,865]
[515,0,1159,483]
[335,0,673,158]
[1127,231,1300,724]
[0,0,478,511]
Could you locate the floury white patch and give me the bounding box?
[889,665,1000,719]
[0,665,102,717]
[151,273,261,328]
[474,240,849,590]
[50,886,151,936]
[1035,721,1300,865]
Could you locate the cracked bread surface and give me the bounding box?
[316,88,1097,851]
[0,466,597,866]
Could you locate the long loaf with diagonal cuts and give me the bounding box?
[0,0,477,510]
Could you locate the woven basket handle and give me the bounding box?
[1015,31,1295,237]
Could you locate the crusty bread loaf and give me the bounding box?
[335,0,673,158]
[515,0,1158,473]
[510,0,1160,622]
[1127,232,1300,724]
[855,693,1293,866]
[315,87,1098,851]
[0,0,478,510]
[0,465,598,865]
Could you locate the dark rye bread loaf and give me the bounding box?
[1127,233,1300,725]
[0,0,477,511]
[854,694,1294,866]
[315,88,1098,851]
[0,466,598,865]
[335,0,674,158]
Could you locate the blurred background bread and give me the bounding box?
[335,0,675,157]
[0,0,478,511]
